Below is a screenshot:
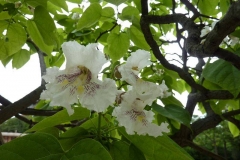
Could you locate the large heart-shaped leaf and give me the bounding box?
[203,59,240,97]
[119,128,193,160]
[152,103,191,127]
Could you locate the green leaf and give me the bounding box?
[104,0,127,6]
[110,141,130,160]
[152,103,191,128]
[161,0,173,8]
[0,11,11,20]
[12,49,30,69]
[66,0,83,3]
[77,3,102,30]
[101,7,115,21]
[120,6,139,21]
[65,139,112,160]
[220,0,230,14]
[80,114,112,130]
[107,32,130,62]
[0,22,27,60]
[59,127,88,151]
[128,26,150,50]
[0,55,12,66]
[49,0,68,11]
[0,133,63,160]
[161,95,184,107]
[27,20,53,55]
[27,107,90,132]
[25,0,48,8]
[198,0,218,15]
[228,122,239,137]
[119,128,193,160]
[45,52,65,68]
[129,144,146,160]
[34,6,57,46]
[203,59,240,97]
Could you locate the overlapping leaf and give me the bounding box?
[119,128,193,160]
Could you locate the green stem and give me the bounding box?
[97,112,102,140]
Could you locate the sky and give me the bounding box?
[0,54,41,102]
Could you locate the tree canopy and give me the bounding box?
[0,0,240,159]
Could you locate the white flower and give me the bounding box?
[132,80,171,105]
[41,41,118,114]
[118,50,151,85]
[159,80,171,98]
[112,90,170,137]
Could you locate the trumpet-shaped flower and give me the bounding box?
[132,79,171,106]
[118,50,152,85]
[41,41,118,114]
[113,89,170,137]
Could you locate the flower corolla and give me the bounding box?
[112,89,170,137]
[118,50,151,85]
[113,79,170,137]
[41,41,118,114]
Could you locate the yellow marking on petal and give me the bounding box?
[77,65,91,84]
[77,85,85,94]
[132,66,139,71]
[137,115,145,122]
[62,79,69,85]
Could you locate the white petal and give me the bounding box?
[62,41,86,68]
[79,78,118,112]
[133,80,162,105]
[42,67,60,83]
[62,41,107,76]
[126,50,152,70]
[118,50,151,85]
[118,66,138,85]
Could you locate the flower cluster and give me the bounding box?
[41,41,171,137]
[112,50,170,137]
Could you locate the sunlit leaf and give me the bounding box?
[198,0,218,15]
[49,0,68,12]
[27,107,90,132]
[0,22,26,60]
[107,32,130,62]
[77,3,102,30]
[228,122,240,137]
[128,26,150,50]
[12,49,30,69]
[27,20,53,55]
[104,0,127,6]
[25,0,48,8]
[34,6,57,46]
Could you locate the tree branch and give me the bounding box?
[0,85,45,124]
[192,109,240,138]
[20,108,60,116]
[141,15,207,92]
[186,140,226,160]
[27,39,46,85]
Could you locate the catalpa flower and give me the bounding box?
[113,89,170,137]
[118,50,151,85]
[41,41,117,114]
